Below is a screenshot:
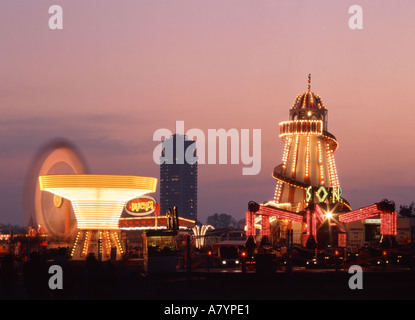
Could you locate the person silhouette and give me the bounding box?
[82,253,108,299]
[50,247,74,299]
[0,254,18,299]
[22,251,49,299]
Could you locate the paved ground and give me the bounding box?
[3,258,415,300]
[136,268,415,300]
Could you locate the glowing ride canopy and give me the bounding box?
[39,174,157,230]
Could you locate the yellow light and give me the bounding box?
[39,174,157,230]
[279,120,323,138]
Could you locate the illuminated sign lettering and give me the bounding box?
[316,186,328,202]
[125,196,157,216]
[332,187,342,203]
[364,219,381,224]
[306,186,312,203]
[306,186,342,203]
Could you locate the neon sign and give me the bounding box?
[125,196,157,216]
[306,186,342,203]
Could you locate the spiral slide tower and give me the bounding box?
[245,76,351,248]
[273,75,349,213]
[246,76,397,248]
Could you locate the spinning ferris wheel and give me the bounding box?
[23,139,88,240]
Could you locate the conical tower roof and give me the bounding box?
[291,91,326,110]
[291,74,326,110]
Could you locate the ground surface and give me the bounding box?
[3,258,415,300]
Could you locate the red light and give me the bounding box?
[241,251,246,257]
[258,206,303,223]
[334,250,339,256]
[383,250,387,256]
[207,250,212,256]
[338,204,380,223]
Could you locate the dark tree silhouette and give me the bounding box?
[399,202,415,217]
[206,213,237,229]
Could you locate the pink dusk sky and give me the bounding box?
[1,0,415,225]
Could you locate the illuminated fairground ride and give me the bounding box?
[246,75,397,249]
[23,140,88,241]
[39,174,157,260]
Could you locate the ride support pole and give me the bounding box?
[411,226,415,272]
[186,235,191,273]
[286,229,292,273]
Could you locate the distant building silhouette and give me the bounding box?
[159,134,197,221]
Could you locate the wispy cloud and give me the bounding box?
[0,113,156,158]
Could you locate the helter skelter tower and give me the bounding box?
[273,74,349,213]
[245,75,350,248]
[246,75,397,248]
